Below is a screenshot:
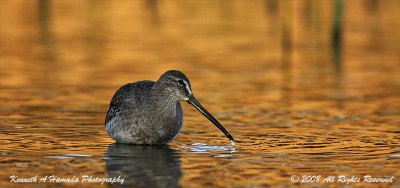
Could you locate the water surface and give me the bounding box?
[0,1,399,187]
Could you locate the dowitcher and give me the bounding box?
[105,70,234,145]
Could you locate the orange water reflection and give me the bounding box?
[0,0,399,187]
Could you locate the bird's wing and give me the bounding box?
[105,81,155,125]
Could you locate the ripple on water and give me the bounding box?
[179,143,235,153]
[65,154,93,157]
[389,154,400,158]
[45,154,93,159]
[45,156,74,159]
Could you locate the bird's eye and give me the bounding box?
[177,80,185,86]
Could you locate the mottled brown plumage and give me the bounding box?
[105,70,234,145]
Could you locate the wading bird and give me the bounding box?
[105,70,234,145]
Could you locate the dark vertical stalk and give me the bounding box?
[332,0,343,74]
[281,0,293,106]
[145,0,160,27]
[332,0,344,108]
[38,0,54,62]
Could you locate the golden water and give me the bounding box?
[0,1,399,187]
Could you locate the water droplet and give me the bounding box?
[230,140,236,146]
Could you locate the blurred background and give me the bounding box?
[0,0,399,111]
[0,0,399,187]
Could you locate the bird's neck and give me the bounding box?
[151,84,181,113]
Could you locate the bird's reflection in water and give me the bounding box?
[105,144,181,188]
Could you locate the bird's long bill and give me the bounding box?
[188,95,235,141]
